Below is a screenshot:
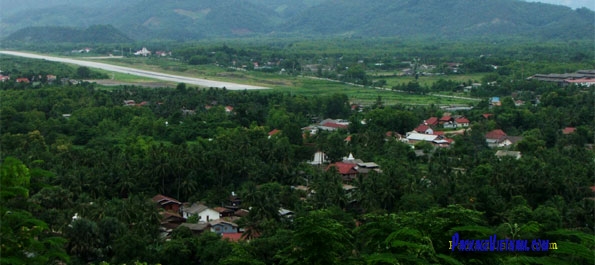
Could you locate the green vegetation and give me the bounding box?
[2,0,594,41]
[1,37,594,264]
[5,25,132,43]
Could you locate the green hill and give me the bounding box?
[1,0,593,41]
[5,25,133,43]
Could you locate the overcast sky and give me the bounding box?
[529,0,595,10]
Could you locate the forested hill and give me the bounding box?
[1,0,593,41]
[5,25,133,43]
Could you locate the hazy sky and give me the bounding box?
[529,0,595,10]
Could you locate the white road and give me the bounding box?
[0,50,269,90]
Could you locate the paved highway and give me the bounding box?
[0,51,269,90]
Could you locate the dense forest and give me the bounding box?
[1,45,594,265]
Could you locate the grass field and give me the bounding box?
[89,57,480,106]
[370,72,486,88]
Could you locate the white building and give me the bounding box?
[134,47,151,56]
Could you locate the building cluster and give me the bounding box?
[152,193,293,242]
[528,70,595,87]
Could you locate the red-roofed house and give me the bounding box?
[485,129,511,148]
[222,233,244,242]
[225,106,234,113]
[327,162,358,182]
[482,113,493,119]
[424,117,439,127]
[440,116,456,128]
[562,127,576,135]
[455,117,470,128]
[16,77,30,83]
[268,129,281,138]
[414,124,434,134]
[152,194,182,213]
[0,75,9,82]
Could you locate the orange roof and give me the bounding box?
[439,116,452,122]
[455,117,470,123]
[268,129,281,136]
[562,127,576,135]
[327,162,357,175]
[425,117,438,126]
[415,124,431,133]
[485,129,507,140]
[222,233,244,242]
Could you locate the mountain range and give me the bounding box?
[1,0,593,42]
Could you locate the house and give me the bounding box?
[562,127,576,135]
[268,129,281,138]
[214,207,235,218]
[124,100,136,106]
[16,77,30,83]
[327,154,382,182]
[327,162,358,182]
[134,47,151,56]
[495,150,522,160]
[209,220,239,235]
[159,212,186,230]
[355,162,382,175]
[227,193,241,209]
[440,116,456,129]
[221,233,244,242]
[181,203,220,222]
[485,129,510,148]
[482,113,493,119]
[424,117,439,127]
[490,97,501,107]
[302,119,350,135]
[0,75,9,82]
[455,117,470,128]
[234,209,250,217]
[46,75,57,82]
[225,106,234,113]
[405,132,438,145]
[179,222,209,236]
[153,194,182,213]
[414,124,434,134]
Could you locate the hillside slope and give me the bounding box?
[1,0,593,41]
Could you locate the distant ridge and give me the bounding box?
[5,25,133,43]
[1,0,593,41]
